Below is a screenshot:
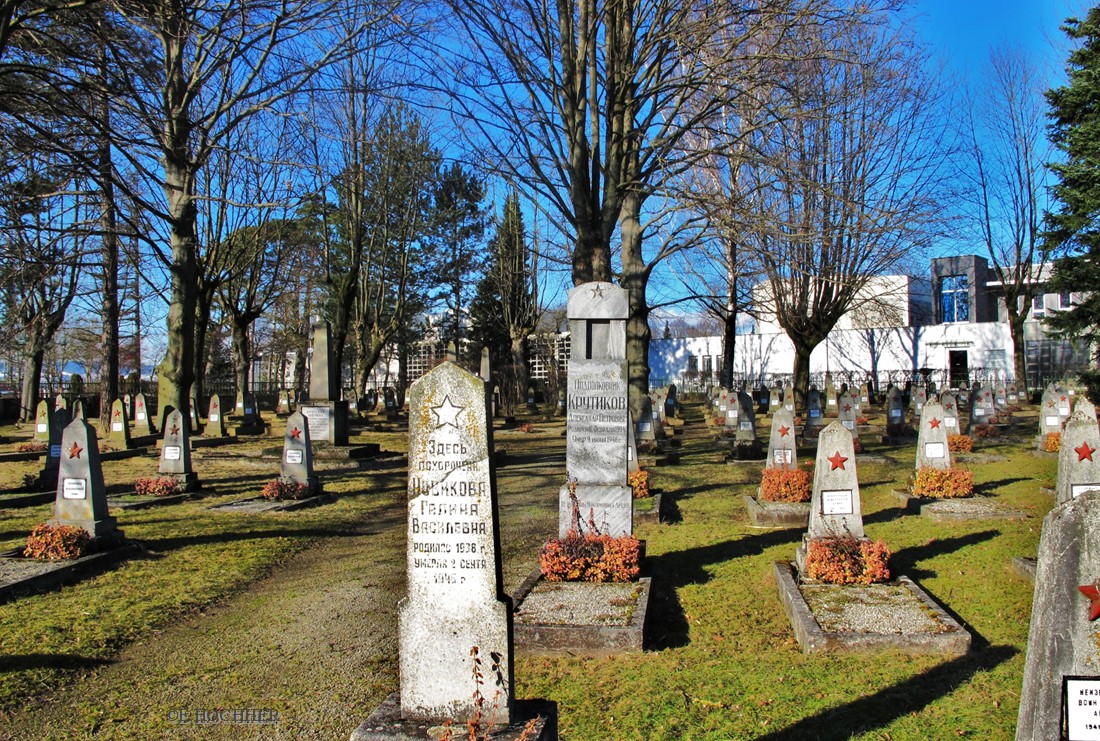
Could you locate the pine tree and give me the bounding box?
[1045,7,1100,397]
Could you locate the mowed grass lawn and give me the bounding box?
[0,400,1055,739]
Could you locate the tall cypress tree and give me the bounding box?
[1045,7,1100,398]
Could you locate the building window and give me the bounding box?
[687,355,698,374]
[702,356,712,375]
[1060,290,1073,309]
[941,275,969,323]
[1032,294,1046,316]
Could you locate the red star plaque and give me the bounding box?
[929,417,941,429]
[290,427,302,440]
[170,424,180,436]
[778,425,790,437]
[68,442,83,459]
[828,451,848,471]
[1079,582,1100,621]
[1076,442,1096,463]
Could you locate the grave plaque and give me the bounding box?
[806,422,864,540]
[206,394,227,437]
[158,408,198,490]
[766,408,797,470]
[300,405,332,442]
[52,417,117,538]
[916,401,953,470]
[1057,411,1100,505]
[399,361,512,724]
[1017,490,1100,740]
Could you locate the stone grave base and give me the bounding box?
[890,490,1027,521]
[633,492,664,525]
[512,571,651,656]
[351,693,557,741]
[188,436,238,450]
[0,544,131,604]
[0,489,54,508]
[227,422,271,437]
[208,494,331,513]
[107,493,191,511]
[1012,556,1036,582]
[1029,446,1058,459]
[743,494,809,528]
[0,450,44,463]
[98,448,147,461]
[955,452,1009,464]
[854,453,892,464]
[773,561,970,656]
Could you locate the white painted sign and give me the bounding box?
[36,423,47,432]
[1046,416,1062,427]
[285,449,303,464]
[842,420,855,431]
[1072,484,1100,500]
[62,478,87,500]
[945,417,957,428]
[164,446,181,461]
[974,408,986,416]
[739,421,752,431]
[1061,406,1072,416]
[209,413,219,422]
[924,442,945,459]
[773,450,792,465]
[112,423,123,432]
[1065,677,1100,741]
[137,413,146,421]
[821,489,854,515]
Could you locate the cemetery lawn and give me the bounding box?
[0,405,1054,739]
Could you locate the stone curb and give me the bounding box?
[351,693,557,741]
[0,546,131,605]
[743,495,808,528]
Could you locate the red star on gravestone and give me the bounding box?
[1062,395,1069,403]
[212,401,218,410]
[1079,582,1100,621]
[137,401,143,409]
[778,425,790,437]
[290,427,302,440]
[844,404,852,412]
[929,417,941,429]
[1047,401,1056,409]
[114,409,121,419]
[1077,442,1097,463]
[170,424,180,436]
[945,403,954,411]
[828,451,848,471]
[68,442,82,459]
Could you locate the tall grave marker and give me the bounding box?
[560,282,632,537]
[53,417,118,538]
[916,401,952,470]
[797,421,863,571]
[1056,411,1100,504]
[301,321,349,445]
[159,409,199,491]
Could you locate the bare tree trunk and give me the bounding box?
[621,191,650,418]
[97,68,120,429]
[1007,303,1029,386]
[19,345,44,422]
[231,317,250,397]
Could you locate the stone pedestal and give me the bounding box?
[299,401,349,446]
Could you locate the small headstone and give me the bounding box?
[798,421,864,570]
[769,386,782,410]
[838,392,858,433]
[736,390,757,442]
[206,394,227,437]
[939,392,960,434]
[281,410,319,495]
[384,387,397,420]
[783,384,795,412]
[1016,490,1100,740]
[40,406,70,490]
[859,382,871,406]
[970,385,995,425]
[911,386,927,416]
[766,408,797,469]
[825,378,838,415]
[724,391,739,427]
[994,384,1008,411]
[123,393,133,419]
[1074,396,1098,424]
[885,386,906,435]
[106,398,132,449]
[33,400,51,442]
[1007,383,1019,405]
[70,399,85,421]
[915,401,953,470]
[400,361,512,724]
[365,388,378,412]
[805,387,825,431]
[133,393,155,436]
[52,417,118,538]
[480,347,491,381]
[665,384,678,419]
[445,341,457,362]
[635,397,657,442]
[1057,388,1074,425]
[1039,387,1063,437]
[54,392,67,411]
[1056,411,1100,504]
[158,408,199,490]
[276,390,291,415]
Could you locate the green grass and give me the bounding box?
[0,404,1056,739]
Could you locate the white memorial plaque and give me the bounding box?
[1047,416,1062,427]
[62,478,87,500]
[1072,484,1100,500]
[861,396,869,403]
[209,413,219,422]
[890,409,902,419]
[828,398,836,406]
[842,420,855,431]
[727,409,738,419]
[137,412,146,421]
[975,408,986,416]
[37,423,47,432]
[773,450,792,465]
[639,422,651,432]
[945,417,957,428]
[236,401,244,409]
[924,442,945,459]
[1065,677,1100,741]
[301,406,332,441]
[164,446,181,461]
[1062,406,1072,416]
[1008,394,1018,403]
[739,421,752,431]
[112,422,123,432]
[285,449,303,464]
[718,404,727,413]
[821,489,854,515]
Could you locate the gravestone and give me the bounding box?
[399,361,513,724]
[276,390,292,416]
[939,392,960,435]
[1016,490,1100,740]
[825,377,838,416]
[885,386,906,435]
[653,388,669,424]
[805,387,826,433]
[559,282,632,538]
[769,386,782,411]
[206,394,228,438]
[915,401,952,470]
[1056,411,1100,505]
[281,410,320,495]
[40,406,70,490]
[234,390,260,426]
[911,386,927,417]
[134,393,155,436]
[838,392,858,434]
[52,417,118,538]
[159,409,199,491]
[301,320,349,445]
[783,384,795,413]
[1007,383,1020,405]
[723,391,740,428]
[33,400,51,442]
[635,397,657,443]
[384,387,397,420]
[665,384,678,419]
[1039,387,1063,438]
[365,389,378,413]
[766,408,797,470]
[970,385,995,426]
[1057,389,1074,426]
[70,399,85,421]
[55,392,67,411]
[1074,395,1098,424]
[736,389,757,443]
[859,382,871,407]
[797,421,863,570]
[106,398,131,449]
[994,384,1008,411]
[480,347,491,381]
[123,393,133,419]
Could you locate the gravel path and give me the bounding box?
[2,504,408,740]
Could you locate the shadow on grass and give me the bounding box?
[0,653,113,674]
[645,529,804,650]
[974,477,1029,496]
[889,530,1001,580]
[757,644,1018,740]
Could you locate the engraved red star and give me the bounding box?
[1077,442,1096,463]
[828,451,848,470]
[113,409,121,419]
[844,404,852,412]
[68,442,82,459]
[212,401,218,410]
[290,427,302,440]
[1062,395,1069,403]
[929,417,941,429]
[137,401,143,409]
[170,423,180,436]
[1079,582,1100,621]
[945,403,954,411]
[778,425,790,437]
